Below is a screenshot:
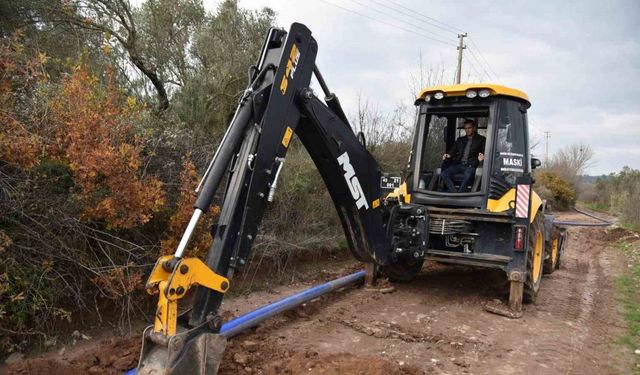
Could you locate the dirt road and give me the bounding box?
[5,213,636,374]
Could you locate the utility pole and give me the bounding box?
[455,33,467,84]
[544,131,550,165]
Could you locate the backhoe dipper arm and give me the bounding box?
[190,22,394,326]
[137,23,393,374]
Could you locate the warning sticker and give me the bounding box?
[281,126,293,148]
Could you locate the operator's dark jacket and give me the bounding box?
[447,133,486,168]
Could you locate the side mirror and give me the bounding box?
[531,158,542,169]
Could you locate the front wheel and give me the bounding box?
[524,213,544,303]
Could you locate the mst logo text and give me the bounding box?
[337,152,369,210]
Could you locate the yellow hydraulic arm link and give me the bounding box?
[145,255,230,336]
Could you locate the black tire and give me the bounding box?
[556,230,568,270]
[543,227,561,275]
[524,213,544,303]
[380,259,424,282]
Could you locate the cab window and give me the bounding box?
[416,107,489,192]
[493,100,528,184]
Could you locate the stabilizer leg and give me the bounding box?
[365,262,378,287]
[508,280,524,312]
[484,275,523,319]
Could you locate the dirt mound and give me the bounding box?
[6,337,139,375]
[220,338,424,375]
[263,352,424,375]
[602,227,639,242]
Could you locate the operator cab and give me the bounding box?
[406,84,532,209]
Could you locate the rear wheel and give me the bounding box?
[524,213,544,303]
[555,230,568,270]
[543,227,560,274]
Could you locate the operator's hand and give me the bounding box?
[442,153,450,161]
[478,152,485,162]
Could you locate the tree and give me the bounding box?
[49,65,166,228]
[0,37,167,346]
[0,32,46,169]
[0,0,280,350]
[36,0,171,111]
[350,94,412,173]
[134,0,206,88]
[549,142,594,189]
[535,142,594,211]
[2,0,117,84]
[408,52,451,99]
[171,0,275,146]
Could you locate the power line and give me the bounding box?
[316,0,453,45]
[468,38,501,83]
[467,46,494,82]
[466,46,492,81]
[384,0,466,34]
[349,0,457,43]
[364,0,458,42]
[465,57,485,81]
[318,0,500,84]
[360,0,501,84]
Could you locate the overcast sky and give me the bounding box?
[204,0,639,175]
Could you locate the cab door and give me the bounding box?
[491,99,530,187]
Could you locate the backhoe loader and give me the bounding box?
[135,23,567,374]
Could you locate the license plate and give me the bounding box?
[380,176,401,189]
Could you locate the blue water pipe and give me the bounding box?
[219,270,365,338]
[124,270,366,375]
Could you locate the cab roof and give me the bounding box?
[417,83,530,104]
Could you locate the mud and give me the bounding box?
[4,214,636,375]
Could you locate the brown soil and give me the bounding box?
[4,213,635,375]
[4,337,139,375]
[602,227,639,242]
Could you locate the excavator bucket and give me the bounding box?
[136,325,227,375]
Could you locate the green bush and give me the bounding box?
[594,167,640,230]
[536,171,576,211]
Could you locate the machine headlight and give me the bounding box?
[465,90,478,98]
[478,89,491,98]
[433,91,444,100]
[424,94,431,102]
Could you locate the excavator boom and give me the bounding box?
[136,22,428,374]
